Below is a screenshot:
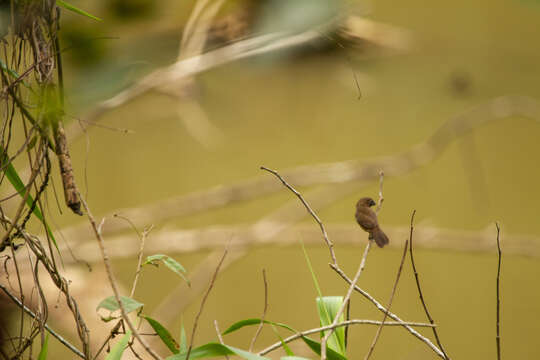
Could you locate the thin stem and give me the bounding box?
[330,264,447,359]
[249,269,268,351]
[495,222,502,360]
[185,248,228,360]
[364,239,409,360]
[258,319,435,356]
[409,210,449,359]
[79,198,162,360]
[260,166,337,265]
[0,284,85,359]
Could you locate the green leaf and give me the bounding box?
[179,321,188,354]
[281,357,312,360]
[144,254,189,285]
[96,296,144,314]
[223,318,296,335]
[300,336,347,360]
[144,316,179,354]
[300,240,323,298]
[166,343,269,360]
[0,151,59,253]
[37,334,49,360]
[57,0,102,21]
[270,324,294,356]
[0,60,30,87]
[105,331,131,360]
[316,297,346,355]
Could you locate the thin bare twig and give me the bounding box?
[213,320,229,360]
[409,210,449,359]
[260,166,337,265]
[79,198,162,360]
[185,248,228,360]
[495,222,502,360]
[330,264,446,359]
[364,238,409,359]
[258,318,435,356]
[249,269,268,351]
[130,225,154,298]
[0,284,85,359]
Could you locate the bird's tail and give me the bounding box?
[370,227,389,248]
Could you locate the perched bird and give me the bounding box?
[355,197,389,248]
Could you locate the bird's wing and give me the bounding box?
[355,208,378,231]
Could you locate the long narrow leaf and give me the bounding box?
[179,320,187,354]
[57,0,102,21]
[0,152,59,252]
[223,318,296,335]
[300,336,347,360]
[270,324,294,356]
[37,334,49,360]
[105,331,131,360]
[166,342,269,360]
[144,316,179,354]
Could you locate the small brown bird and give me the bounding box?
[355,197,389,248]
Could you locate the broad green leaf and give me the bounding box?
[223,318,296,335]
[179,321,187,354]
[316,297,346,355]
[281,357,312,360]
[37,334,49,360]
[105,331,131,360]
[144,316,179,354]
[0,151,59,253]
[96,296,143,314]
[300,336,347,360]
[57,0,102,21]
[166,343,269,360]
[144,254,189,285]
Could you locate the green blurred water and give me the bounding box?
[42,0,540,358]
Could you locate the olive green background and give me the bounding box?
[42,0,540,358]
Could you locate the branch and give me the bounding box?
[185,248,228,360]
[260,166,337,264]
[364,238,409,359]
[409,210,449,359]
[258,319,435,356]
[0,284,85,359]
[495,222,502,360]
[249,269,268,351]
[330,264,447,359]
[79,198,162,360]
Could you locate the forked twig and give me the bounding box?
[495,222,502,360]
[409,210,449,359]
[330,265,446,359]
[364,239,409,359]
[185,248,228,360]
[249,269,268,351]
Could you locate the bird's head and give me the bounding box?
[357,197,376,208]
